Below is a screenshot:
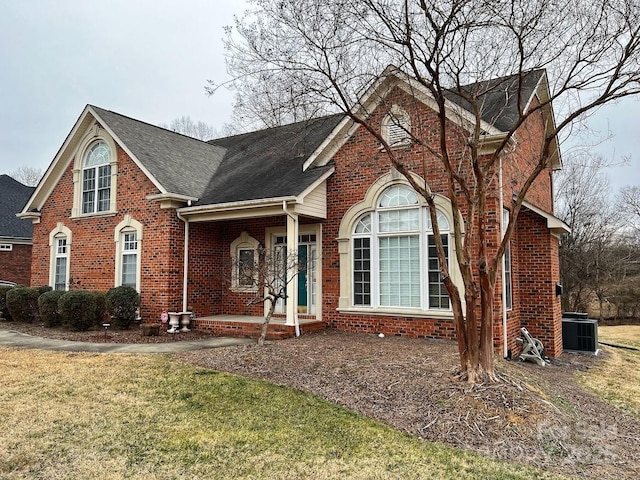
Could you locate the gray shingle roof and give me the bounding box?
[198,115,343,205]
[0,175,34,239]
[445,70,546,131]
[91,106,226,198]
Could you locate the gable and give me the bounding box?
[304,67,558,171]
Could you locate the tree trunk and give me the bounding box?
[258,299,277,346]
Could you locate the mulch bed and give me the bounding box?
[3,320,639,479]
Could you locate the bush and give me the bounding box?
[38,290,65,327]
[0,285,16,320]
[37,285,53,296]
[105,286,139,330]
[6,287,40,323]
[91,291,107,326]
[59,290,97,331]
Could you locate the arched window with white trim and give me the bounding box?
[114,215,143,290]
[82,141,112,214]
[351,184,450,310]
[49,223,72,291]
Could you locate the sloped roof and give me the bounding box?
[0,175,34,239]
[196,114,343,205]
[91,106,226,198]
[445,70,546,131]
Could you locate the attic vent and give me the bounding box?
[382,106,411,148]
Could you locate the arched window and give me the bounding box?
[49,223,72,291]
[352,184,450,310]
[114,215,143,290]
[82,141,112,214]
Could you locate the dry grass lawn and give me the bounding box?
[578,326,640,419]
[0,347,562,480]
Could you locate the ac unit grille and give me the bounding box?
[562,318,598,352]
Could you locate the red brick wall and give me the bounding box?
[31,145,184,321]
[0,244,32,285]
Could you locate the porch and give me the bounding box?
[192,314,325,340]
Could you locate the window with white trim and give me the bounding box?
[0,243,12,251]
[230,232,260,291]
[54,237,68,291]
[121,232,138,289]
[49,224,72,291]
[114,215,143,291]
[352,185,450,309]
[82,141,112,214]
[503,209,513,310]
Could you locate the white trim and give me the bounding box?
[72,128,119,218]
[0,243,13,251]
[49,223,72,291]
[303,66,503,171]
[114,215,143,290]
[230,231,260,292]
[521,200,570,235]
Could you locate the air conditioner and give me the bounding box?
[562,313,598,352]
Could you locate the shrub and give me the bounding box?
[38,290,65,327]
[91,291,107,326]
[37,285,53,296]
[6,287,40,323]
[59,290,97,331]
[105,286,139,330]
[0,285,16,320]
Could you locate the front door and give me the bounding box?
[274,234,316,315]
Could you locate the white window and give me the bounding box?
[382,106,411,148]
[0,243,12,251]
[230,232,260,291]
[237,248,256,287]
[49,224,72,291]
[121,232,138,289]
[114,215,143,291]
[352,185,450,310]
[503,209,513,310]
[54,237,68,291]
[82,141,112,214]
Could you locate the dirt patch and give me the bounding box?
[3,321,638,479]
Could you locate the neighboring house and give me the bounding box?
[19,68,569,356]
[0,174,34,284]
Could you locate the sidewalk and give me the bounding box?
[0,329,253,353]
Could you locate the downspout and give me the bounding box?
[499,157,508,358]
[282,200,300,337]
[176,210,190,313]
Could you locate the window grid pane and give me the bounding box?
[428,235,450,309]
[379,235,420,308]
[121,254,137,288]
[378,208,419,233]
[54,257,67,291]
[238,249,255,286]
[353,238,371,305]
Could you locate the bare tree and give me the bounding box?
[232,247,303,345]
[555,153,623,312]
[215,0,640,382]
[159,116,218,141]
[10,166,43,187]
[619,185,640,234]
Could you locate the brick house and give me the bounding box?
[19,68,569,356]
[0,174,34,285]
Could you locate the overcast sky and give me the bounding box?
[1,0,637,194]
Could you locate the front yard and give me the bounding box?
[1,325,639,479]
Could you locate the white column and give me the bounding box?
[285,211,299,329]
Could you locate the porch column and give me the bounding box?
[285,209,299,329]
